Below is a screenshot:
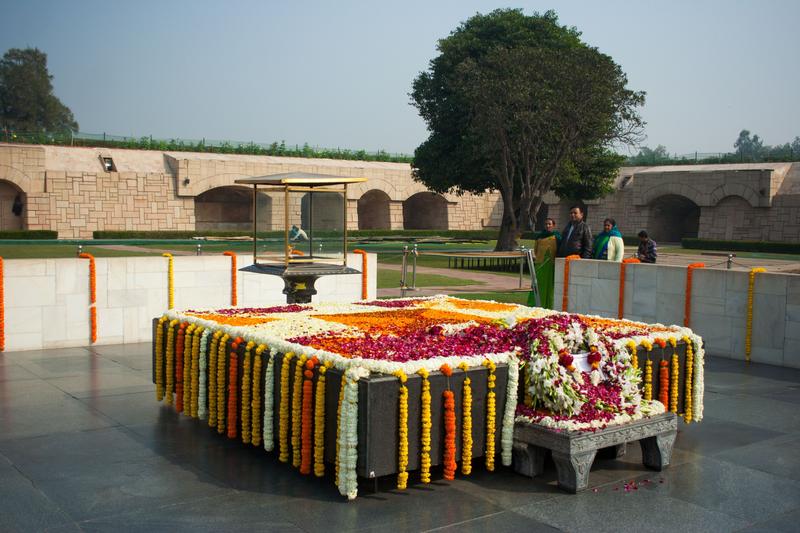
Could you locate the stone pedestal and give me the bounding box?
[513,412,677,493]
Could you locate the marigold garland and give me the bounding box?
[263,347,276,451]
[241,341,255,443]
[78,253,97,343]
[0,256,4,351]
[207,330,222,427]
[181,323,195,413]
[292,354,308,468]
[353,249,369,300]
[155,315,168,401]
[669,337,679,413]
[223,251,238,306]
[175,322,187,411]
[440,364,457,481]
[314,362,330,477]
[216,333,230,434]
[561,254,581,311]
[335,370,345,484]
[300,357,317,475]
[618,258,640,319]
[191,326,203,418]
[279,352,294,463]
[627,340,639,372]
[198,329,210,420]
[483,359,497,471]
[162,253,174,309]
[393,369,409,490]
[684,263,705,327]
[227,337,243,439]
[458,362,473,475]
[745,267,767,362]
[641,339,653,401]
[165,319,178,405]
[251,344,266,446]
[683,335,694,422]
[417,367,432,484]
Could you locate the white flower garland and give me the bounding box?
[263,347,277,451]
[500,352,519,466]
[197,329,210,420]
[337,366,368,500]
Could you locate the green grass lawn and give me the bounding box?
[0,245,156,258]
[377,266,483,289]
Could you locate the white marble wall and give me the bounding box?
[554,259,800,369]
[3,253,376,351]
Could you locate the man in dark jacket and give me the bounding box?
[558,205,593,258]
[637,230,658,263]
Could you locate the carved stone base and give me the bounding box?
[513,412,677,493]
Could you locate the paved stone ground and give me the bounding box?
[2,343,799,532]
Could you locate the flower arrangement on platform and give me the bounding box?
[156,294,704,499]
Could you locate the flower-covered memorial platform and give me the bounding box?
[151,295,704,500]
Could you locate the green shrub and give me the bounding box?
[682,238,800,255]
[0,230,58,240]
[93,229,497,240]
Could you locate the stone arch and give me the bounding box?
[357,189,391,230]
[403,192,448,230]
[195,186,271,231]
[709,183,760,208]
[0,164,33,194]
[301,192,344,231]
[647,194,700,243]
[185,172,249,197]
[0,179,26,231]
[640,182,706,208]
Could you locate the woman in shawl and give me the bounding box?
[593,218,624,262]
[528,218,561,309]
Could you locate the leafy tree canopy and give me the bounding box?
[0,47,78,133]
[733,129,764,159]
[411,9,643,249]
[627,144,670,165]
[552,146,625,201]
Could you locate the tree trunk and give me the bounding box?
[494,190,519,251]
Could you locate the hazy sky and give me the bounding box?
[2,0,798,156]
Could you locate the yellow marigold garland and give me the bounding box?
[241,341,255,444]
[669,337,679,413]
[208,330,221,428]
[162,253,174,309]
[682,335,694,422]
[182,324,195,413]
[641,339,653,400]
[335,371,345,485]
[292,354,308,469]
[216,333,230,434]
[314,362,331,477]
[190,326,203,417]
[417,367,432,484]
[278,352,294,463]
[165,319,178,405]
[155,315,168,401]
[458,362,473,475]
[483,359,497,471]
[393,369,409,489]
[251,344,266,446]
[745,267,767,363]
[627,340,638,371]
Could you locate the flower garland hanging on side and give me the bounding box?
[207,330,222,427]
[182,323,196,413]
[440,365,457,480]
[300,357,317,475]
[682,335,694,422]
[278,352,294,463]
[165,319,178,405]
[78,253,97,343]
[618,258,640,319]
[561,255,581,312]
[458,362,473,475]
[684,263,705,327]
[483,359,497,471]
[393,370,410,490]
[162,253,174,309]
[352,249,369,300]
[190,326,202,417]
[655,338,668,406]
[313,362,330,477]
[335,371,345,485]
[417,367,432,483]
[175,322,187,412]
[745,267,767,362]
[292,354,308,468]
[263,347,277,451]
[500,354,519,466]
[155,315,168,401]
[216,333,230,434]
[668,337,679,413]
[337,367,366,500]
[227,337,243,439]
[198,328,210,419]
[241,341,255,443]
[222,251,238,306]
[641,339,653,401]
[251,344,266,446]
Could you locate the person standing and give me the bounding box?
[592,218,624,262]
[529,218,561,309]
[637,230,658,263]
[557,205,593,259]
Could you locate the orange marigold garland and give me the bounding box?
[353,249,368,300]
[291,354,308,468]
[227,337,243,439]
[314,362,330,477]
[393,370,409,490]
[241,341,255,443]
[175,322,187,412]
[251,344,266,446]
[300,357,317,475]
[458,362,473,475]
[655,338,668,406]
[216,333,230,434]
[684,263,705,327]
[618,258,640,319]
[417,367,432,484]
[207,330,222,427]
[669,337,679,413]
[154,315,169,401]
[483,359,497,471]
[561,254,581,311]
[222,251,238,306]
[164,319,178,405]
[78,253,97,343]
[440,364,457,481]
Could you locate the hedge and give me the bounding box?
[682,238,800,255]
[523,231,639,246]
[93,229,498,240]
[0,230,58,240]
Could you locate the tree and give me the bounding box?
[733,129,764,160]
[551,146,625,209]
[627,145,670,165]
[411,9,643,250]
[0,47,78,133]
